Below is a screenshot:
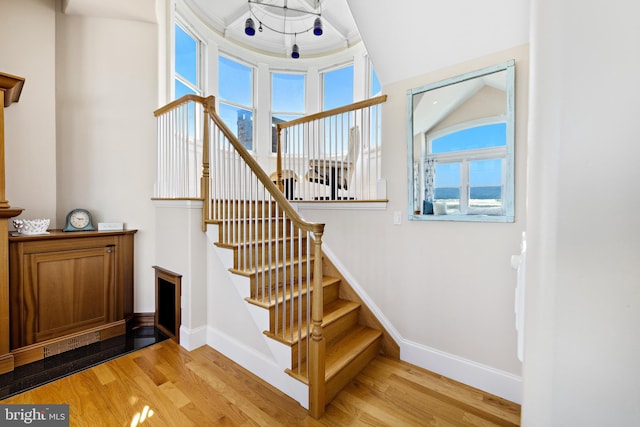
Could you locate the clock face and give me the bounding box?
[64,208,94,232]
[70,210,90,229]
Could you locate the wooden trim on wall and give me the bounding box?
[131,312,155,328]
[0,72,25,107]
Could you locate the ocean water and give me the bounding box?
[435,186,501,200]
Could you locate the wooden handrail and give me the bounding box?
[276,95,387,130]
[153,94,208,117]
[208,108,325,235]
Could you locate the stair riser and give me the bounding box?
[251,274,311,299]
[218,220,301,244]
[268,290,312,332]
[234,239,307,269]
[325,337,381,403]
[247,262,313,290]
[290,308,360,369]
[212,200,282,219]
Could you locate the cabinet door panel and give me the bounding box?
[23,247,115,345]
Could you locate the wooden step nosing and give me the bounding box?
[324,329,382,380]
[228,255,315,276]
[215,235,308,250]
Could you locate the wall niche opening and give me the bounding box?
[153,266,182,343]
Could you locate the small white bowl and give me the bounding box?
[13,218,50,235]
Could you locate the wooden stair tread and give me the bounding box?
[324,325,381,381]
[290,325,381,382]
[263,298,360,345]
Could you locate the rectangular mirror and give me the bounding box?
[408,60,515,222]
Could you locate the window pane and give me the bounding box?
[371,68,381,96]
[174,79,197,135]
[175,24,197,86]
[469,159,503,212]
[219,102,253,150]
[435,163,460,187]
[219,56,252,106]
[323,65,354,110]
[175,79,196,98]
[272,73,305,113]
[431,123,506,154]
[470,159,502,186]
[434,163,460,212]
[272,114,302,153]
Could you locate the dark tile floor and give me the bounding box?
[0,326,168,399]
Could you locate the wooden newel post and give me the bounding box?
[201,96,215,231]
[309,230,326,418]
[0,72,26,374]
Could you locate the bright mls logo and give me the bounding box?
[0,405,69,426]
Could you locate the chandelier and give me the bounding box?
[244,0,323,59]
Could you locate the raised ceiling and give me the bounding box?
[186,0,361,58]
[62,0,531,85]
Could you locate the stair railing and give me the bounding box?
[154,95,328,418]
[275,95,387,201]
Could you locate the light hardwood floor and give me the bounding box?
[1,340,520,426]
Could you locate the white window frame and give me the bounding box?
[320,62,355,111]
[173,20,204,99]
[271,70,306,154]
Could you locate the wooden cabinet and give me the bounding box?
[8,230,136,366]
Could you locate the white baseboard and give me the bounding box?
[321,242,522,404]
[179,324,207,351]
[206,326,309,408]
[402,339,522,404]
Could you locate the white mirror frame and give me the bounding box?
[407,60,515,222]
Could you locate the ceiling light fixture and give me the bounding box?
[244,0,323,59]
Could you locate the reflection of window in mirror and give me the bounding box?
[429,120,506,215]
[408,60,515,222]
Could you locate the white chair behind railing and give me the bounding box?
[275,95,386,201]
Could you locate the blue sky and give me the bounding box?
[433,123,506,187]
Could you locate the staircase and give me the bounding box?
[154,94,391,418]
[208,200,382,410]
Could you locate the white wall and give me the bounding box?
[299,45,529,402]
[1,0,159,313]
[0,0,57,221]
[54,2,158,312]
[523,0,640,425]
